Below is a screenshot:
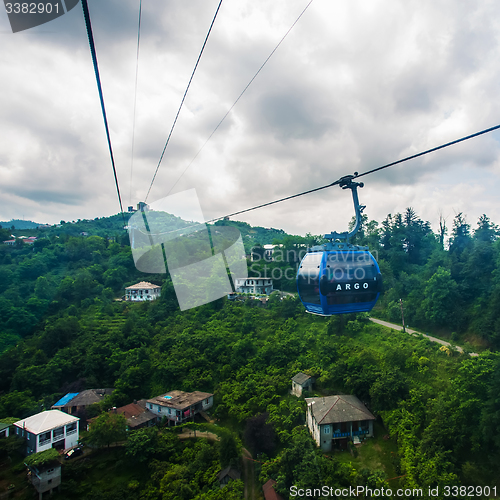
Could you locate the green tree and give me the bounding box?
[86,412,127,448]
[125,427,158,462]
[421,267,460,328]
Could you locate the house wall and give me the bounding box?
[30,466,62,495]
[306,407,320,447]
[234,279,273,295]
[17,422,79,454]
[292,380,313,397]
[202,396,213,410]
[292,382,302,397]
[320,424,333,452]
[126,288,161,302]
[148,396,213,423]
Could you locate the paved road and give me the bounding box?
[369,318,478,357]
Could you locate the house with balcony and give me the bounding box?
[305,395,376,452]
[146,390,213,425]
[234,278,273,295]
[13,410,79,455]
[125,281,162,301]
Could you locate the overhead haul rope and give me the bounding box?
[145,0,224,203]
[128,123,500,237]
[166,0,315,196]
[204,123,500,223]
[129,0,143,206]
[81,0,125,223]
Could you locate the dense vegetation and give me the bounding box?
[1,208,500,499]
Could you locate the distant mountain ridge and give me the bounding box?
[0,219,43,229]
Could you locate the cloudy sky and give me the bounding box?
[1,0,500,237]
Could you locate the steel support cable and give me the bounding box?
[129,0,143,206]
[81,0,125,223]
[166,0,315,196]
[205,122,500,223]
[354,123,500,180]
[145,0,224,202]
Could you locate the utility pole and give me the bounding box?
[399,299,406,333]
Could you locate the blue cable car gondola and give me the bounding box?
[297,174,382,315]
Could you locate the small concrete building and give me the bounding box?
[14,410,79,455]
[27,462,61,500]
[305,395,376,452]
[291,372,314,397]
[146,390,213,425]
[125,281,162,301]
[234,278,273,295]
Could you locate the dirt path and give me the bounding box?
[242,447,257,500]
[369,318,478,356]
[177,429,219,441]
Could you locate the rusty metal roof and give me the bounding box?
[305,395,375,425]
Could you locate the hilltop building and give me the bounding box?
[291,372,314,397]
[234,278,273,295]
[146,390,213,425]
[305,395,376,452]
[27,458,61,500]
[125,281,162,301]
[52,388,114,416]
[113,400,159,430]
[14,410,79,455]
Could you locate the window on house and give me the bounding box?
[66,423,77,435]
[149,404,153,410]
[323,425,331,434]
[39,431,51,444]
[53,427,64,439]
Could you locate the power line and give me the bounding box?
[129,0,143,207]
[81,0,125,223]
[145,0,224,203]
[355,123,500,180]
[167,0,315,196]
[206,123,500,223]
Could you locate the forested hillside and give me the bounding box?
[1,208,500,499]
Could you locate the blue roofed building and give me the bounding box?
[51,389,114,416]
